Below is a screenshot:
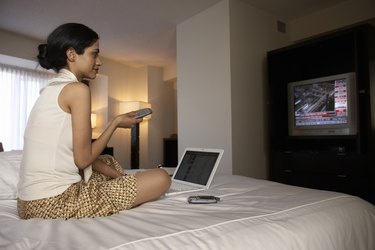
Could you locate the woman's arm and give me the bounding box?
[58,82,140,170]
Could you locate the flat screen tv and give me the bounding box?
[288,72,357,136]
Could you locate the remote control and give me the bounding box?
[135,108,153,119]
[188,196,220,204]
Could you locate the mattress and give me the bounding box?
[1,150,375,249]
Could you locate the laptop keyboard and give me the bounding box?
[168,182,195,193]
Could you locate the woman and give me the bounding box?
[17,23,171,219]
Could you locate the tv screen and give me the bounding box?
[288,72,357,136]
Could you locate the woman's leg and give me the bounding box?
[132,168,171,207]
[92,155,124,179]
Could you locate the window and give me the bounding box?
[0,63,52,151]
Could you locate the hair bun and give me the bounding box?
[37,44,51,69]
[37,44,48,58]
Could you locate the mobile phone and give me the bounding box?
[187,195,220,204]
[135,108,152,119]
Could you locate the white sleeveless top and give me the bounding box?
[18,69,92,200]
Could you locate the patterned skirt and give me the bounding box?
[17,155,137,220]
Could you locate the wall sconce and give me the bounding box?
[119,101,152,169]
[91,113,97,128]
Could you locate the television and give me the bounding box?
[288,72,357,136]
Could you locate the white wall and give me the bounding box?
[163,63,177,82]
[109,65,177,169]
[90,74,109,139]
[96,57,135,168]
[177,0,289,177]
[229,0,290,177]
[289,0,375,42]
[177,0,233,174]
[0,30,40,62]
[101,61,176,169]
[148,67,178,168]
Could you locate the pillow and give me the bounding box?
[0,150,22,200]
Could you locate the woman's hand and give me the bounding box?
[115,111,142,128]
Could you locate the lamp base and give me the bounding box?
[130,123,139,169]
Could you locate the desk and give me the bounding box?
[163,138,177,167]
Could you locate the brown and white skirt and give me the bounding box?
[17,155,137,220]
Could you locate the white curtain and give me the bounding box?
[0,64,51,151]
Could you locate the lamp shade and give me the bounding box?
[91,113,97,128]
[119,101,152,120]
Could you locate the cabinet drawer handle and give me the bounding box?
[284,169,292,173]
[336,174,347,178]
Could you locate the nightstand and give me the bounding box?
[92,139,114,156]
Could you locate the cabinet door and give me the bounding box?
[270,152,369,197]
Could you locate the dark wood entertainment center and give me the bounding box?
[267,24,375,204]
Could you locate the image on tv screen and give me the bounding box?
[294,78,348,127]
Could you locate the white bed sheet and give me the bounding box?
[1,174,374,250]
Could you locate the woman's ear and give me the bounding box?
[66,48,77,62]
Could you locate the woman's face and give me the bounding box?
[73,40,102,81]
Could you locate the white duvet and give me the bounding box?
[1,173,375,249]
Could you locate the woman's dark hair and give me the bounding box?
[37,23,99,72]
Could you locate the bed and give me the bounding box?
[1,150,375,250]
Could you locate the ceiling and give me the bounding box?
[0,0,349,68]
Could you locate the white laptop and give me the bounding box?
[165,147,224,196]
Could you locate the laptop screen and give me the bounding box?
[173,150,220,185]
